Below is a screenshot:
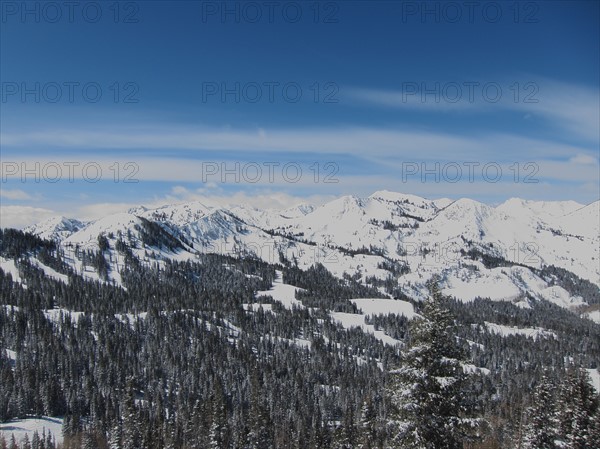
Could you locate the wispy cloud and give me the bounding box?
[0,188,36,200]
[346,79,600,143]
[0,205,56,229]
[2,125,596,162]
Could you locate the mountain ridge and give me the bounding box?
[21,191,600,315]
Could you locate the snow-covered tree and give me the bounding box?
[122,380,140,449]
[557,368,598,449]
[388,280,484,449]
[522,373,558,449]
[81,428,97,449]
[588,406,600,448]
[30,431,40,449]
[358,399,377,449]
[247,375,273,449]
[208,383,228,449]
[108,423,122,449]
[22,434,31,449]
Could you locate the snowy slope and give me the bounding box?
[29,257,69,284]
[24,216,85,241]
[0,417,63,445]
[255,270,304,309]
[62,213,143,248]
[331,312,401,346]
[587,368,600,392]
[21,191,599,313]
[0,256,23,285]
[483,322,557,340]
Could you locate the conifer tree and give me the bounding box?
[557,368,598,449]
[522,373,558,449]
[388,280,484,449]
[122,380,140,449]
[358,399,377,449]
[22,434,31,449]
[247,374,272,449]
[108,423,121,449]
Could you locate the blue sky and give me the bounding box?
[1,0,599,227]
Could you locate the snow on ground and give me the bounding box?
[584,310,600,324]
[243,303,274,313]
[221,318,242,337]
[115,312,148,326]
[352,298,417,319]
[0,416,63,445]
[255,271,304,309]
[587,369,600,392]
[462,363,491,376]
[262,335,312,350]
[0,256,23,285]
[29,257,69,284]
[436,263,587,309]
[483,322,557,340]
[3,349,16,364]
[43,308,85,324]
[331,312,401,346]
[2,305,20,313]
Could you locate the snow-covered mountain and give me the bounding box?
[24,216,86,242]
[23,191,600,315]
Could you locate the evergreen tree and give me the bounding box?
[247,374,273,449]
[557,368,598,449]
[108,423,121,449]
[45,431,54,449]
[22,434,31,449]
[208,383,228,449]
[82,428,97,449]
[588,406,600,448]
[522,373,558,449]
[31,431,41,449]
[388,280,484,449]
[122,380,140,449]
[358,399,377,449]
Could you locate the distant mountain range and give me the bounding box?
[23,191,600,320]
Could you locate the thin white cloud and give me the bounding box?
[0,188,35,200]
[164,186,334,211]
[347,79,600,143]
[1,150,598,187]
[0,206,56,229]
[347,86,483,112]
[2,126,595,163]
[511,79,600,143]
[569,153,599,165]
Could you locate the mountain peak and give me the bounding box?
[369,190,426,203]
[25,216,85,241]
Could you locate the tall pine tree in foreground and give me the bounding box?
[388,280,484,449]
[557,368,599,449]
[522,373,559,449]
